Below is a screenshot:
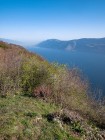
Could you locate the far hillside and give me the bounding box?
[35,38,105,53]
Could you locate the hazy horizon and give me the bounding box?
[1,37,105,47]
[0,0,105,42]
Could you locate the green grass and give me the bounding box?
[0,94,80,140]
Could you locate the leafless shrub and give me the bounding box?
[32,84,52,99]
[50,67,88,110]
[0,42,24,96]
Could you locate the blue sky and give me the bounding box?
[0,0,105,42]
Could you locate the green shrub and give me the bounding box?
[21,57,52,94]
[25,112,38,118]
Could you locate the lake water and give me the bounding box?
[27,47,105,97]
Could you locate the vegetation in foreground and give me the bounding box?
[0,94,80,140]
[0,41,105,140]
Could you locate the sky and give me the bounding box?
[0,0,105,42]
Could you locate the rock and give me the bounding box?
[61,109,84,123]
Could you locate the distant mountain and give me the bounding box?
[0,38,25,46]
[36,38,105,53]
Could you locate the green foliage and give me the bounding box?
[39,122,78,140]
[0,43,8,49]
[71,122,85,135]
[0,95,79,140]
[21,57,51,93]
[25,112,38,118]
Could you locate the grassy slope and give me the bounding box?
[0,94,79,140]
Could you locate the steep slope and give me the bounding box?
[0,95,80,140]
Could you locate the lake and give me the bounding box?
[27,47,105,97]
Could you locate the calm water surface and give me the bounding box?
[27,47,105,97]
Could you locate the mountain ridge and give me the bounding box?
[35,37,105,53]
[1,37,105,53]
